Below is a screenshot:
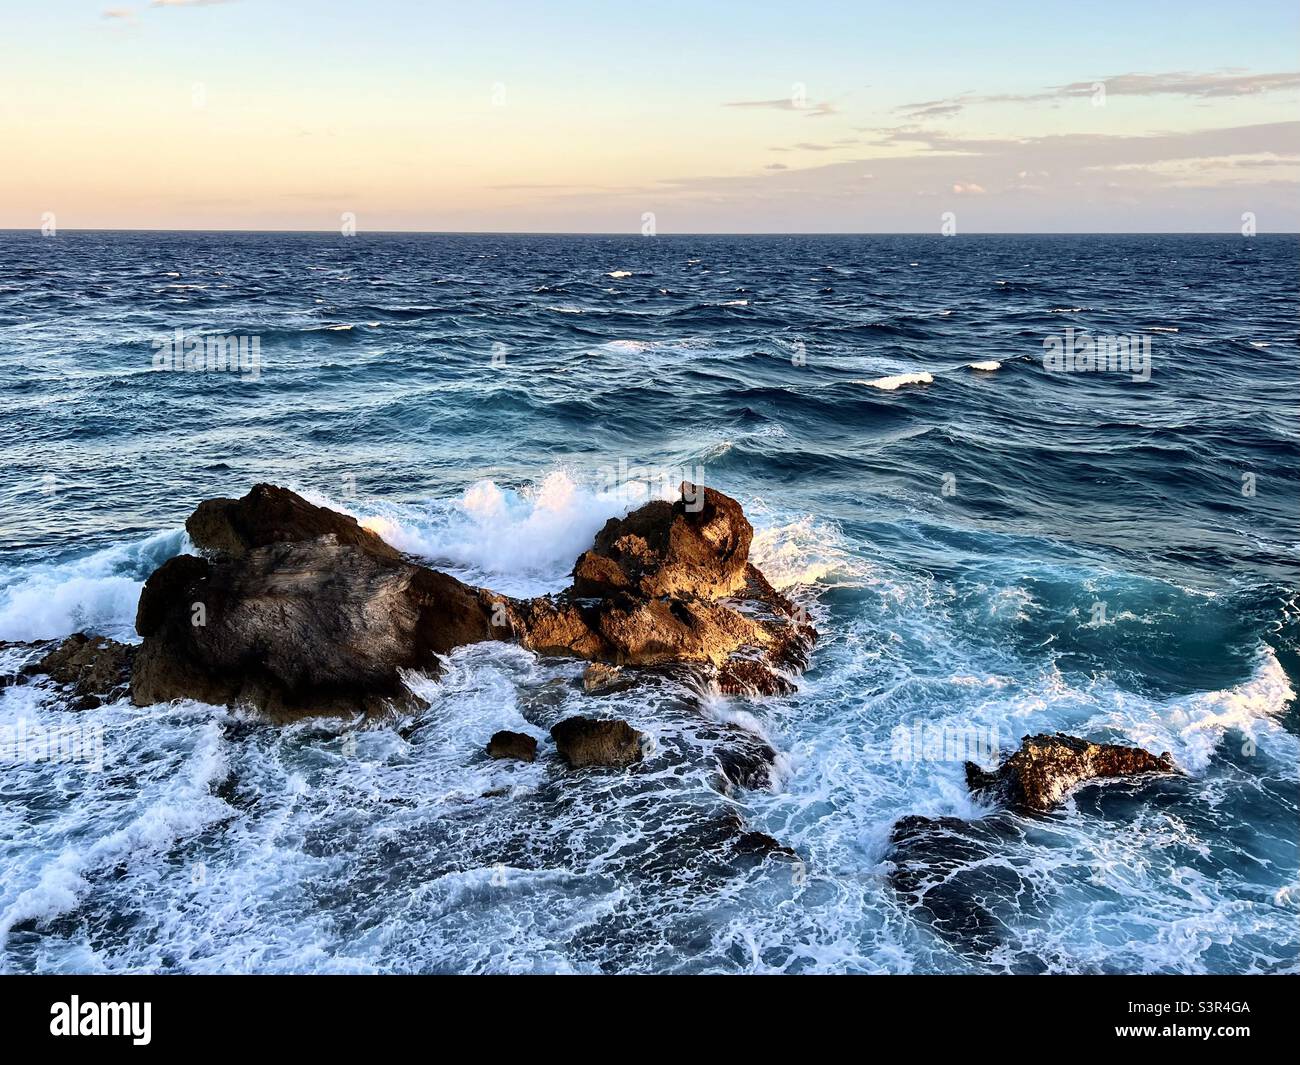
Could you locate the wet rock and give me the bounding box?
[130,482,814,719]
[186,482,401,562]
[571,483,752,601]
[888,813,1035,956]
[965,733,1177,812]
[715,734,779,793]
[486,730,537,762]
[550,716,646,768]
[717,658,795,696]
[582,662,631,695]
[24,633,136,709]
[131,536,504,718]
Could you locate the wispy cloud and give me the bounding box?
[725,98,837,117]
[898,70,1300,119]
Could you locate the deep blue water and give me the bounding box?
[0,231,1297,973]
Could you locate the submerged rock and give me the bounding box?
[715,734,779,793]
[186,482,401,562]
[131,535,507,717]
[965,733,1177,812]
[486,730,537,762]
[24,633,136,709]
[887,813,1033,956]
[550,716,646,768]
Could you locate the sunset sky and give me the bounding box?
[3,0,1298,231]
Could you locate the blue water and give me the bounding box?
[0,231,1297,973]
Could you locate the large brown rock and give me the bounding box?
[966,733,1177,812]
[186,483,401,561]
[128,482,815,719]
[550,716,646,768]
[24,633,136,709]
[131,535,508,717]
[572,483,752,600]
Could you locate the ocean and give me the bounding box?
[0,230,1296,973]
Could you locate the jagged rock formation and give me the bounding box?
[22,633,135,709]
[127,481,815,717]
[130,535,508,717]
[966,733,1177,812]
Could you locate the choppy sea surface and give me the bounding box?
[0,231,1296,974]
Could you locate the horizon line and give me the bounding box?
[3,228,1297,237]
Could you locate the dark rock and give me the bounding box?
[24,633,136,708]
[571,483,752,601]
[887,813,1033,956]
[131,535,504,718]
[716,735,779,793]
[486,730,537,762]
[550,716,646,768]
[128,482,814,719]
[717,658,795,696]
[582,662,632,695]
[186,482,401,561]
[734,829,798,859]
[965,733,1177,812]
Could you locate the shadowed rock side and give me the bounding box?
[127,481,815,718]
[966,733,1177,812]
[130,536,508,717]
[486,730,537,762]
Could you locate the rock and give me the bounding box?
[716,735,779,793]
[888,814,1032,956]
[966,733,1177,812]
[571,483,752,601]
[186,482,401,561]
[24,633,136,709]
[550,716,646,768]
[717,658,795,696]
[582,662,631,695]
[128,482,814,719]
[131,536,506,717]
[486,730,537,762]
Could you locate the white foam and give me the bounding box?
[855,372,933,391]
[347,471,629,598]
[0,528,188,643]
[968,360,1001,372]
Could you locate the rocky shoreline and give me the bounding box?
[6,482,1187,950]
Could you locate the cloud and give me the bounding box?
[102,7,133,16]
[724,98,837,117]
[897,70,1300,119]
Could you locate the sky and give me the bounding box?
[1,0,1298,231]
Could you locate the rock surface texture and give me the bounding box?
[128,481,815,717]
[965,733,1177,812]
